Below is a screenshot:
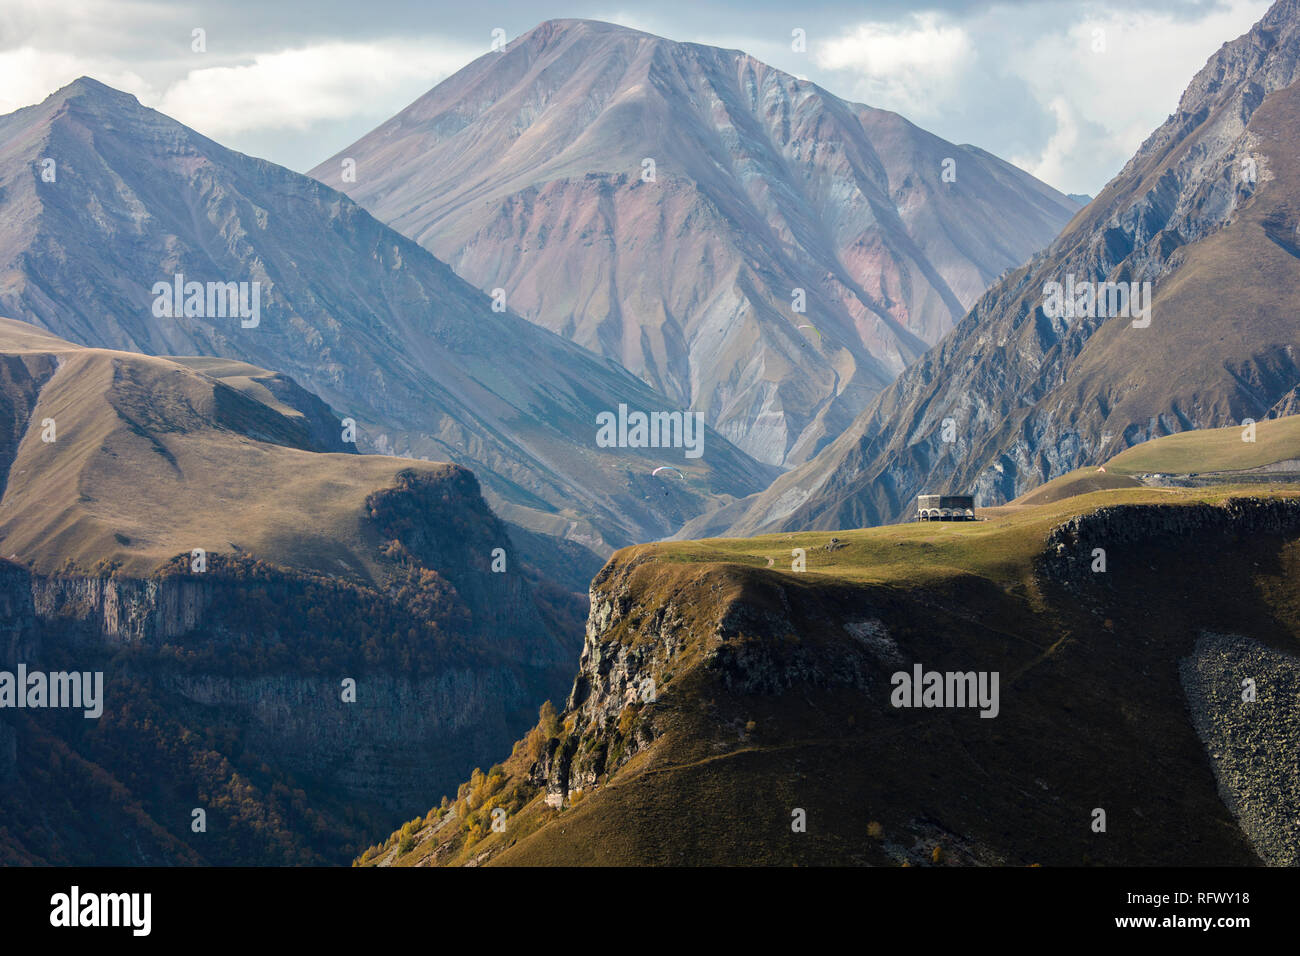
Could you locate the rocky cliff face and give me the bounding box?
[531,575,686,806]
[31,575,210,645]
[1038,496,1300,585]
[0,560,37,780]
[161,670,532,810]
[22,568,550,812]
[19,466,576,806]
[0,460,584,864]
[1180,631,1300,866]
[532,554,875,808]
[3,555,571,863]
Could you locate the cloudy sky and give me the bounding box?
[0,0,1273,195]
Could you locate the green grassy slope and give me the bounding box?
[0,317,449,582]
[1007,413,1300,509]
[1011,469,1146,506]
[366,480,1300,866]
[1104,414,1300,476]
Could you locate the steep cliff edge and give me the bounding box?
[371,486,1300,866]
[1,468,579,865]
[0,323,582,865]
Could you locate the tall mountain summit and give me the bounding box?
[313,19,1080,467]
[0,77,774,555]
[696,0,1300,536]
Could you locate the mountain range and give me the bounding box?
[0,77,773,561]
[313,19,1080,468]
[344,1,1300,869]
[693,0,1300,536]
[6,1,1300,869]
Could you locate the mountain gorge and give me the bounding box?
[699,0,1300,535]
[313,19,1080,467]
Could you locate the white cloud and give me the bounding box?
[1005,0,1271,192]
[809,1,1271,194]
[1013,96,1089,192]
[813,13,974,117]
[155,40,478,136]
[0,0,176,53]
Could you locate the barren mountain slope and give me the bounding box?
[314,19,1079,467]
